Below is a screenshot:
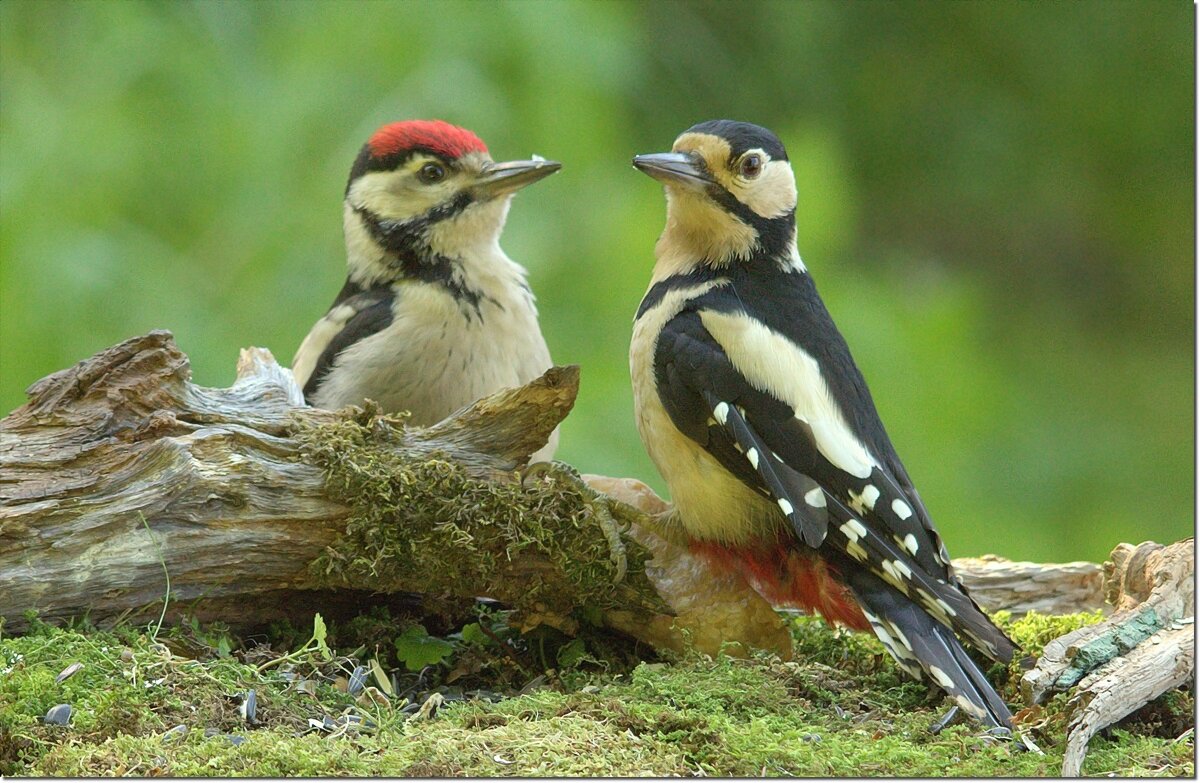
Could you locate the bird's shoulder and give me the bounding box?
[292,279,398,398]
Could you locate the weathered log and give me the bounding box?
[1020,539,1195,776]
[0,331,1124,660]
[0,331,668,638]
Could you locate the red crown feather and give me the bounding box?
[367,120,488,160]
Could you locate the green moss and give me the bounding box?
[1,615,1190,777]
[996,608,1105,659]
[294,410,664,624]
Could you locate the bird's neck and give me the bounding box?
[343,201,527,318]
[652,198,800,284]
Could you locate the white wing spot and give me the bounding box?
[936,598,958,617]
[928,665,956,689]
[893,560,913,580]
[839,519,867,542]
[955,695,986,718]
[903,533,919,555]
[888,622,913,651]
[848,484,879,513]
[892,498,914,520]
[804,487,826,508]
[777,498,794,516]
[713,402,730,425]
[746,448,759,469]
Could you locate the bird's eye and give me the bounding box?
[739,154,763,179]
[417,162,446,184]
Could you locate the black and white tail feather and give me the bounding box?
[708,386,1016,728]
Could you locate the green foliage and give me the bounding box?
[0,0,1192,564]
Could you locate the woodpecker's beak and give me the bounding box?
[632,152,712,190]
[473,158,562,198]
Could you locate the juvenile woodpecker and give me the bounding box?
[630,120,1018,730]
[292,120,561,459]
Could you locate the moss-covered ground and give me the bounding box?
[0,610,1192,777]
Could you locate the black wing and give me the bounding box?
[293,281,395,402]
[654,309,830,546]
[653,305,1015,658]
[652,305,1016,726]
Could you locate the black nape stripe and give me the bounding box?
[353,204,494,319]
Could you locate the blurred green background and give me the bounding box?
[1,1,1192,563]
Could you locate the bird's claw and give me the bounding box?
[929,705,960,734]
[521,461,629,584]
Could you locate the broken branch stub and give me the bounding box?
[1020,539,1195,776]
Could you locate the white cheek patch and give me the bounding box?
[350,170,449,221]
[739,159,798,219]
[699,310,879,481]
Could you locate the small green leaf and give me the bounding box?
[394,625,455,671]
[556,638,588,669]
[459,623,490,647]
[311,614,332,660]
[216,636,232,659]
[370,657,394,696]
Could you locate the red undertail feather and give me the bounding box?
[691,539,870,632]
[368,120,488,160]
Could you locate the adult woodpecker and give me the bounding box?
[292,120,561,459]
[629,120,1018,731]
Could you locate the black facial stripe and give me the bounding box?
[345,144,465,193]
[353,205,493,320]
[701,178,795,260]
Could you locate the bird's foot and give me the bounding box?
[931,706,1040,754]
[522,461,629,584]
